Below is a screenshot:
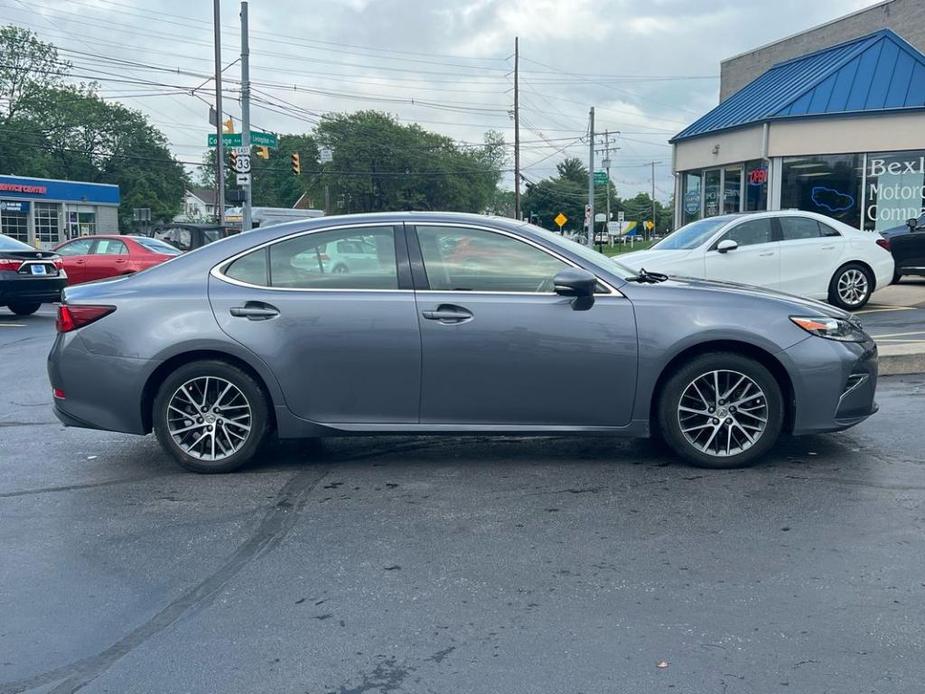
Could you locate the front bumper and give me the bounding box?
[783,335,879,435]
[0,275,67,305]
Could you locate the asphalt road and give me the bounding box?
[2,308,924,694]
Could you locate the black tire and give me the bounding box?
[891,270,902,285]
[828,263,874,310]
[153,360,269,473]
[8,302,41,316]
[332,264,349,274]
[657,352,784,469]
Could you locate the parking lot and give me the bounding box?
[0,307,923,694]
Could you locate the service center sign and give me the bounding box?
[0,182,47,195]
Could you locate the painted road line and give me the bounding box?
[0,324,26,328]
[876,338,925,344]
[870,331,925,338]
[854,306,918,315]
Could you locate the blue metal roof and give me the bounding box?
[672,30,925,142]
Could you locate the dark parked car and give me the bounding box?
[151,224,231,252]
[880,214,925,282]
[48,212,879,473]
[0,233,66,315]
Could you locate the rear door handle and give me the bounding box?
[422,305,473,323]
[759,252,775,257]
[821,245,835,250]
[230,302,280,320]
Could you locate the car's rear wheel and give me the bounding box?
[8,302,41,316]
[658,353,784,469]
[153,360,269,473]
[829,263,873,310]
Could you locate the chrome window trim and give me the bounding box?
[211,220,623,296]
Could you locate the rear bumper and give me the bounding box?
[783,335,879,435]
[0,275,67,304]
[47,332,154,435]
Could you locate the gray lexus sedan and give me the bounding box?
[47,212,878,473]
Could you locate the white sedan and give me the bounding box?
[620,211,894,310]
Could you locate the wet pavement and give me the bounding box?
[1,308,924,694]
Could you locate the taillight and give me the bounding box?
[876,237,891,251]
[53,257,64,270]
[53,388,66,400]
[56,305,116,333]
[0,258,20,269]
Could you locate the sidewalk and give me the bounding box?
[862,279,925,375]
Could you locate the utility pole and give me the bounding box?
[596,130,619,245]
[513,36,521,221]
[651,161,657,240]
[240,0,252,231]
[587,107,595,246]
[212,0,225,226]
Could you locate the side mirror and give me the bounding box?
[717,239,738,253]
[554,268,596,310]
[554,268,596,297]
[907,218,920,230]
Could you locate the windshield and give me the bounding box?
[524,224,635,276]
[652,217,731,250]
[135,237,181,255]
[0,233,33,252]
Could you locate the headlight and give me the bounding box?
[790,316,867,342]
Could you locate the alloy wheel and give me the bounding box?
[677,369,768,457]
[837,268,868,307]
[165,376,252,461]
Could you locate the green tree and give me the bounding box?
[0,25,187,228]
[522,158,614,232]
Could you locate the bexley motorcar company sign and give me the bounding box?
[866,155,925,227]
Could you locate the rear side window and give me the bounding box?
[225,247,268,285]
[221,226,398,290]
[93,239,127,255]
[720,218,773,247]
[779,217,840,240]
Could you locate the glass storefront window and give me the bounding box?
[34,203,60,244]
[703,169,721,217]
[863,150,925,232]
[682,172,702,226]
[745,160,768,211]
[723,166,742,213]
[780,154,862,228]
[0,201,30,242]
[78,211,96,235]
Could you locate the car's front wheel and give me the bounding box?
[658,353,784,469]
[153,360,269,473]
[8,302,41,316]
[829,263,873,310]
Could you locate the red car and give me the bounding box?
[52,235,180,285]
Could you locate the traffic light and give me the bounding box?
[228,151,238,171]
[256,146,270,160]
[291,152,301,175]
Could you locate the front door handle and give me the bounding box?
[821,245,835,250]
[422,305,473,323]
[759,251,775,257]
[230,302,280,320]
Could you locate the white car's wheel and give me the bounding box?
[828,263,873,310]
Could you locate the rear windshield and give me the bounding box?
[135,238,181,255]
[0,233,33,252]
[653,218,731,250]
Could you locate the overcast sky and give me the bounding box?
[6,0,878,201]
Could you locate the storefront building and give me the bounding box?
[671,29,925,233]
[0,175,120,249]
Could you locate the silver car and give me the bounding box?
[47,212,879,473]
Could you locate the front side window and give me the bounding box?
[719,218,773,248]
[416,226,569,293]
[56,238,94,256]
[654,217,730,250]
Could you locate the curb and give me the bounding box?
[878,346,925,376]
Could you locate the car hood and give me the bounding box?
[618,249,694,271]
[657,275,852,319]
